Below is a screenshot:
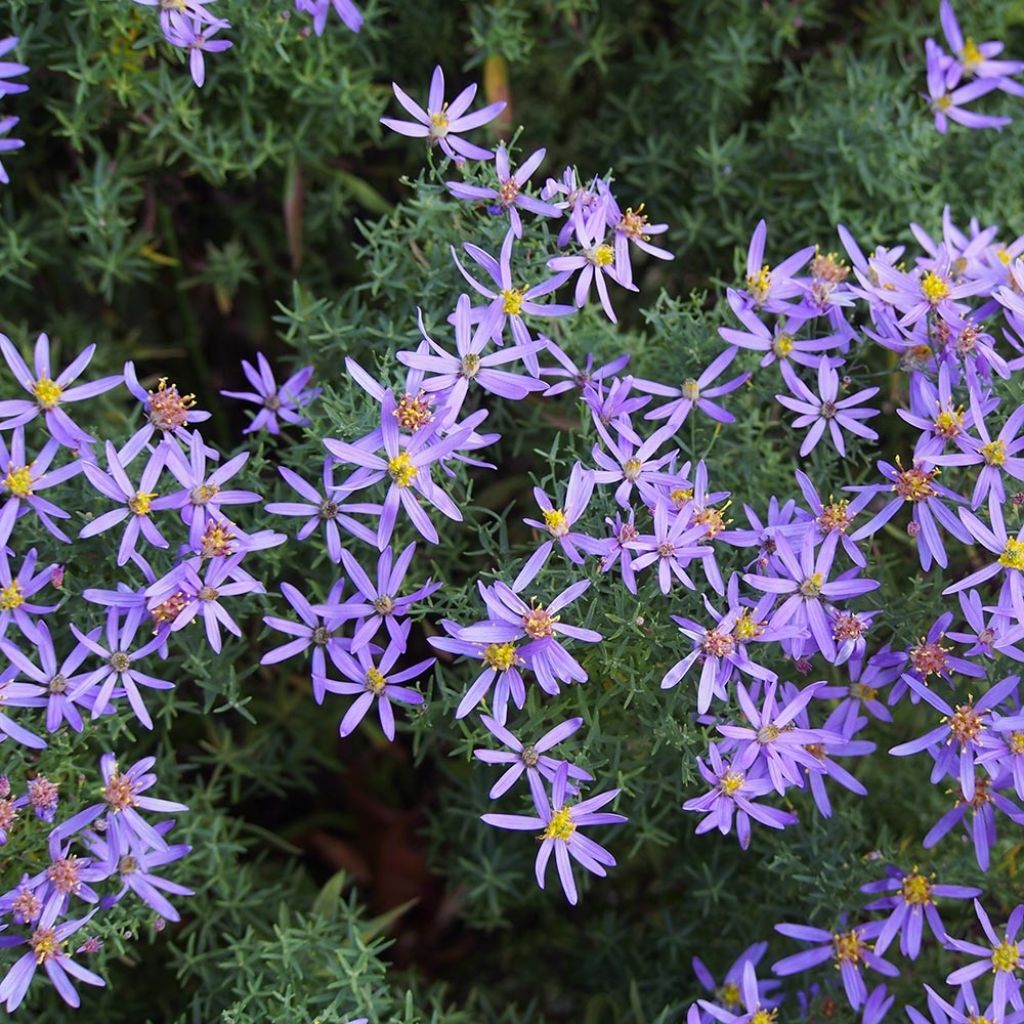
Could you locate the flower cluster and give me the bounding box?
[132,0,232,88]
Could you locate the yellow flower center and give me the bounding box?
[1000,538,1024,571]
[934,94,953,112]
[750,1011,778,1024]
[947,702,985,747]
[543,508,569,537]
[366,667,387,694]
[387,451,417,488]
[851,682,878,702]
[670,487,693,508]
[32,377,62,410]
[429,109,449,138]
[961,37,983,72]
[900,872,933,906]
[461,353,481,379]
[681,378,701,401]
[992,941,1021,973]
[623,457,643,481]
[695,504,729,538]
[934,408,964,438]
[501,288,525,315]
[0,581,23,611]
[734,611,762,641]
[591,244,615,267]
[191,483,219,505]
[894,462,939,502]
[1011,732,1024,755]
[747,265,772,302]
[200,521,235,558]
[542,806,576,841]
[982,439,1007,467]
[773,333,795,357]
[818,499,850,532]
[30,926,62,965]
[998,248,1013,266]
[3,464,33,498]
[128,491,156,516]
[921,271,951,304]
[799,573,824,598]
[717,982,742,1008]
[483,642,520,672]
[721,770,745,795]
[833,930,865,964]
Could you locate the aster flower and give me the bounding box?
[122,364,211,448]
[0,902,104,1012]
[145,553,264,653]
[68,606,174,730]
[861,865,980,960]
[457,559,601,697]
[947,588,1024,663]
[691,943,781,1024]
[738,219,815,314]
[317,625,432,741]
[322,543,440,652]
[817,647,901,732]
[473,714,591,803]
[162,430,260,549]
[0,622,97,734]
[629,500,714,595]
[451,231,575,360]
[682,744,797,849]
[718,289,844,369]
[50,753,188,854]
[590,417,677,508]
[939,1,1024,90]
[261,579,351,704]
[776,358,880,457]
[945,900,1024,1017]
[221,354,320,435]
[897,361,986,458]
[944,501,1024,622]
[849,456,970,571]
[265,460,379,556]
[0,115,23,185]
[0,547,58,642]
[579,510,640,594]
[913,982,1021,1024]
[772,920,897,1012]
[481,762,626,906]
[603,195,673,288]
[547,201,637,323]
[892,611,986,705]
[521,462,596,571]
[397,295,547,421]
[0,37,28,97]
[794,470,874,567]
[539,347,630,397]
[325,391,484,549]
[744,532,879,663]
[163,11,233,89]
[792,702,872,818]
[632,348,750,428]
[925,39,1009,133]
[380,65,506,163]
[294,0,363,34]
[79,441,174,565]
[24,842,109,922]
[429,617,528,723]
[582,374,650,443]
[0,334,122,447]
[447,146,560,238]
[718,680,841,795]
[25,775,60,822]
[541,167,606,246]
[697,961,782,1024]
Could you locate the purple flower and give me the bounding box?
[945,900,1024,1018]
[0,114,25,185]
[590,418,676,508]
[580,510,640,593]
[632,348,750,428]
[325,393,479,549]
[50,753,188,854]
[0,902,104,1012]
[522,461,596,570]
[926,38,1010,133]
[691,943,781,1023]
[265,460,380,556]
[429,617,528,723]
[481,761,626,905]
[447,146,560,237]
[325,543,440,651]
[162,430,260,548]
[939,1,1024,90]
[861,865,980,960]
[603,195,673,288]
[317,626,432,741]
[772,920,898,1011]
[0,37,28,97]
[913,983,1019,1024]
[380,65,506,163]
[80,440,173,564]
[682,744,797,849]
[163,11,232,89]
[397,294,547,420]
[145,553,265,653]
[0,621,97,734]
[69,606,174,730]
[221,355,319,435]
[473,714,591,802]
[539,347,630,397]
[947,588,1024,663]
[0,334,122,447]
[744,532,879,663]
[776,358,879,457]
[739,219,815,313]
[294,0,363,34]
[629,500,714,595]
[457,559,601,696]
[696,960,780,1024]
[122,364,211,447]
[0,427,81,547]
[0,547,58,642]
[548,201,637,322]
[850,456,970,571]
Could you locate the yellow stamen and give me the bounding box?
[921,271,950,304]
[0,581,23,610]
[542,508,569,537]
[501,288,525,315]
[3,464,32,498]
[32,377,62,410]
[483,642,520,672]
[541,806,576,841]
[387,452,417,488]
[128,491,156,516]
